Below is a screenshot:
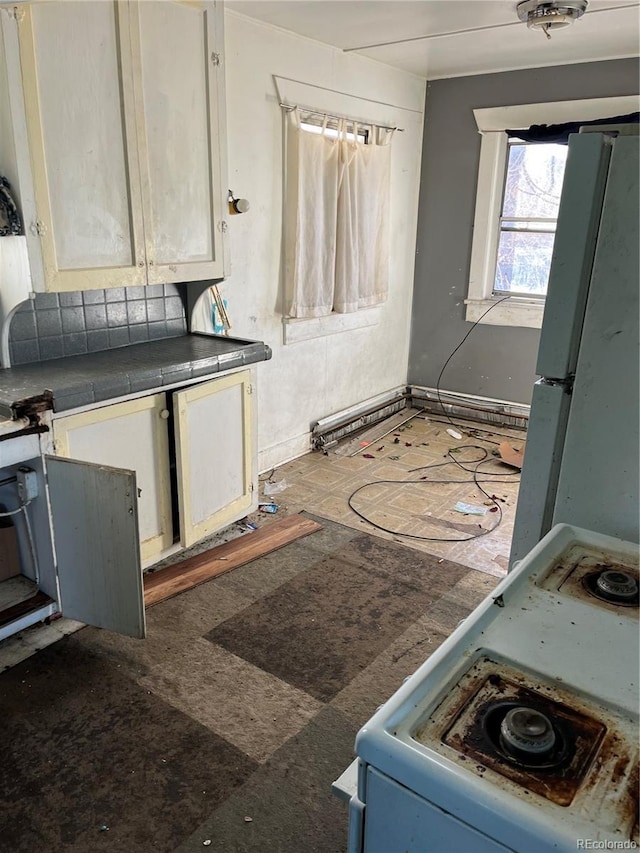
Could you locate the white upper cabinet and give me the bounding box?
[16,0,146,290]
[133,1,228,284]
[1,0,228,292]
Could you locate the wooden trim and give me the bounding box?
[208,0,229,276]
[16,5,57,286]
[144,513,322,607]
[125,0,153,278]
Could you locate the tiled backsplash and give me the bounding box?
[8,284,187,366]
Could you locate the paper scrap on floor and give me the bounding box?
[498,442,525,469]
[454,501,487,516]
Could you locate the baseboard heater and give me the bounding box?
[311,386,528,450]
[311,390,409,450]
[408,386,529,431]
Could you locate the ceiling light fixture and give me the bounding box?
[516,0,588,39]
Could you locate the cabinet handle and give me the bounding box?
[138,260,144,267]
[160,409,170,420]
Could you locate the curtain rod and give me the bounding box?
[279,102,404,132]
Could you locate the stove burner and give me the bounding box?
[583,566,640,606]
[500,707,556,758]
[596,570,638,600]
[482,701,572,769]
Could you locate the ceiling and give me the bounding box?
[226,0,640,79]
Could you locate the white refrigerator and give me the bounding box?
[510,131,639,566]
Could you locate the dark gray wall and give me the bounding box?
[408,58,639,404]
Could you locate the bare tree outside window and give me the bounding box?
[494,141,568,296]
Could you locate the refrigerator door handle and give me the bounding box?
[538,376,574,393]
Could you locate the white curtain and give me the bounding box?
[287,112,393,319]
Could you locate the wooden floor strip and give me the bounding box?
[144,513,322,608]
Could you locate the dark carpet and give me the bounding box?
[206,533,468,702]
[0,514,496,853]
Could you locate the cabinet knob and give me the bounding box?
[160,409,170,419]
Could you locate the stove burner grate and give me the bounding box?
[438,670,608,806]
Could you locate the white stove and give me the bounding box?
[346,524,639,853]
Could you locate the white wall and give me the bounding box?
[220,11,426,471]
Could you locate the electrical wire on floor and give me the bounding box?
[348,297,523,542]
[435,295,512,436]
[348,444,520,543]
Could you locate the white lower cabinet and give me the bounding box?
[0,369,258,642]
[174,371,255,548]
[52,369,257,563]
[0,449,146,640]
[46,456,146,638]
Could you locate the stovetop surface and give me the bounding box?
[355,524,640,851]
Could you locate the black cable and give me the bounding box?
[435,295,512,432]
[348,445,519,543]
[347,301,522,542]
[408,444,521,481]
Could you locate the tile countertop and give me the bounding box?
[0,333,272,419]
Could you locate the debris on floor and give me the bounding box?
[264,479,288,495]
[498,441,525,469]
[454,501,488,516]
[259,502,279,513]
[446,428,463,440]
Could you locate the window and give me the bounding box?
[493,140,567,298]
[283,107,395,336]
[300,119,368,145]
[466,96,637,329]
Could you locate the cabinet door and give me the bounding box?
[174,371,255,548]
[130,0,228,284]
[46,456,146,638]
[53,395,173,565]
[17,1,146,291]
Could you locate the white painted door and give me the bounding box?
[173,371,255,548]
[130,0,228,284]
[46,456,146,638]
[52,395,173,564]
[17,0,146,292]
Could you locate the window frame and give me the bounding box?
[466,96,638,329]
[299,118,369,145]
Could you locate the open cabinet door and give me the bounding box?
[174,370,255,548]
[46,456,146,638]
